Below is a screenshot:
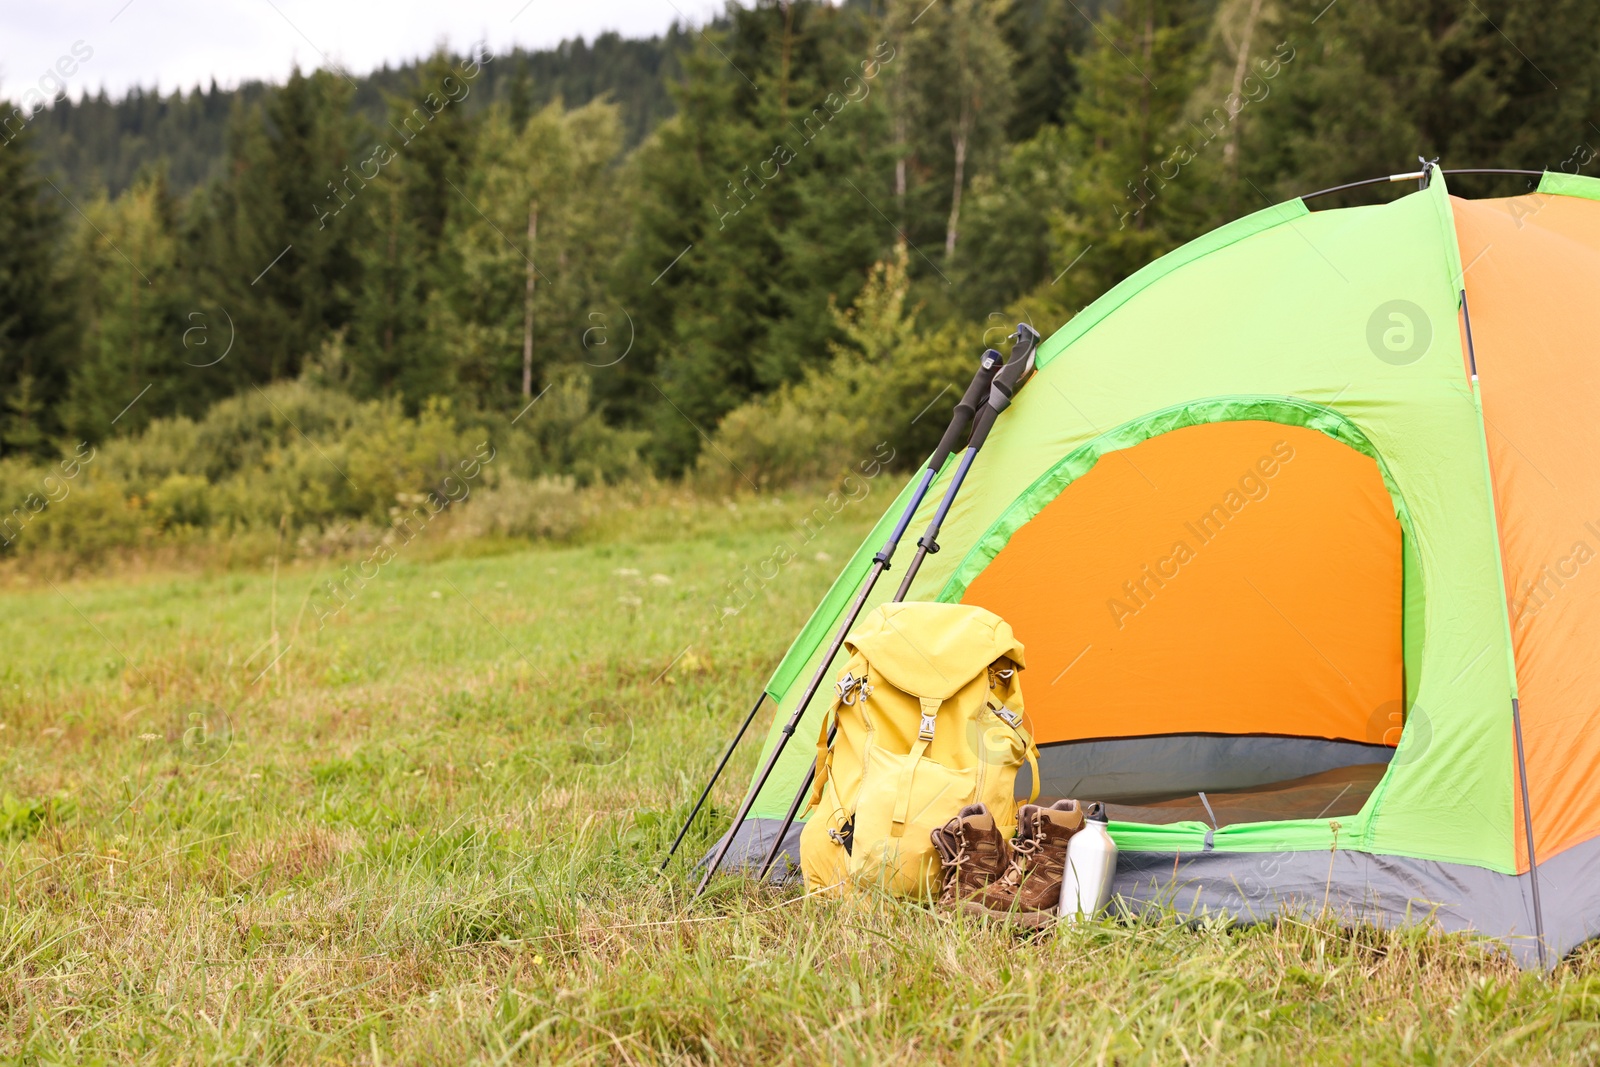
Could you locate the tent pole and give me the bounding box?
[753,325,1042,883]
[1299,168,1544,203]
[1512,697,1549,968]
[691,348,1006,896]
[1458,287,1547,967]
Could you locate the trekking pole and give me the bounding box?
[688,348,1006,893]
[893,323,1041,600]
[659,693,765,870]
[752,324,1042,882]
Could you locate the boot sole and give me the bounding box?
[959,901,1057,929]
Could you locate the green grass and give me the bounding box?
[4,490,1600,1064]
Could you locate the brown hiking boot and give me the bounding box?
[930,804,1010,907]
[965,799,1084,927]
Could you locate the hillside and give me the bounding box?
[23,30,693,197]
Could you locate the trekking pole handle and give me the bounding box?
[967,324,1042,452]
[926,349,1004,474]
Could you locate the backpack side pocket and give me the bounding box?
[799,779,851,893]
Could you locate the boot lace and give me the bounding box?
[996,833,1041,889]
[939,841,973,904]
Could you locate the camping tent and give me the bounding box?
[721,169,1600,968]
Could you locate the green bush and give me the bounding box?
[451,474,594,542]
[0,250,1005,564]
[23,477,147,556]
[147,473,212,528]
[493,371,651,488]
[0,371,646,562]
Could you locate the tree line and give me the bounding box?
[3,0,1599,479]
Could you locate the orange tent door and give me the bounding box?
[963,420,1404,753]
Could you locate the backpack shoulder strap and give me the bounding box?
[889,694,941,833]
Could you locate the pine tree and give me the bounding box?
[188,67,364,390]
[346,52,482,407]
[605,0,898,472]
[62,171,190,439]
[1044,0,1218,321]
[1001,0,1095,142]
[349,178,431,401]
[1247,0,1600,202]
[2,373,47,454]
[0,121,75,456]
[507,59,535,131]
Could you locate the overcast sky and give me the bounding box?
[1,0,728,101]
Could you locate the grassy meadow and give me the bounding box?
[5,489,1600,1065]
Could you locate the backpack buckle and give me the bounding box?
[993,703,1022,728]
[918,712,937,741]
[837,672,873,705]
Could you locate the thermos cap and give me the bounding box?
[1085,801,1108,823]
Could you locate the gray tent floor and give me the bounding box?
[1076,762,1387,828]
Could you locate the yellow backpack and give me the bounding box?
[799,602,1039,897]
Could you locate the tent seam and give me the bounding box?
[1538,171,1600,201]
[1437,178,1527,897]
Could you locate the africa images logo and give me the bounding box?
[1368,700,1431,767]
[1366,300,1432,366]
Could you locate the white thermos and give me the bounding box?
[1058,801,1117,922]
